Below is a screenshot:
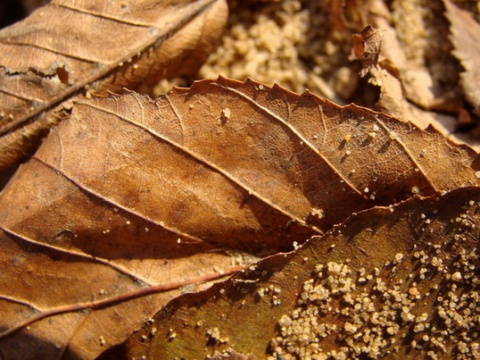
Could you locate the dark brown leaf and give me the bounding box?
[0,0,227,171]
[109,187,480,359]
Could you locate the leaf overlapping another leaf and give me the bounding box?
[0,0,227,171]
[444,0,480,116]
[111,186,480,359]
[0,77,478,359]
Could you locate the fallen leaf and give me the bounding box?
[109,186,480,359]
[361,0,462,113]
[0,0,227,171]
[0,77,478,359]
[351,25,382,78]
[443,0,480,116]
[207,350,257,360]
[351,23,468,149]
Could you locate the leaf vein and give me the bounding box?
[79,100,320,233]
[212,82,366,197]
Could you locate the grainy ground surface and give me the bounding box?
[189,0,480,150]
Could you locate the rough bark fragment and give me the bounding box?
[0,0,227,171]
[109,187,480,359]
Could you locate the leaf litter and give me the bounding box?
[0,0,227,171]
[105,187,480,359]
[2,1,480,359]
[444,0,480,116]
[0,77,478,359]
[198,0,480,150]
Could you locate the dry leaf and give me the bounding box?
[207,350,256,360]
[347,0,477,150]
[0,77,478,359]
[107,187,480,359]
[351,22,467,147]
[356,0,461,113]
[0,0,227,171]
[351,25,382,78]
[0,223,250,360]
[443,0,480,116]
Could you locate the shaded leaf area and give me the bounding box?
[0,0,227,171]
[0,220,251,360]
[0,77,478,359]
[0,0,25,28]
[107,187,480,359]
[444,0,480,116]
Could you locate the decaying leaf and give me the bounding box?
[443,0,480,116]
[351,25,382,78]
[351,24,415,126]
[207,350,257,360]
[0,77,478,359]
[345,0,480,151]
[106,186,480,359]
[0,0,227,171]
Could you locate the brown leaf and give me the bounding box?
[0,77,478,359]
[0,228,251,360]
[207,350,257,360]
[351,25,382,78]
[0,0,227,171]
[108,187,480,359]
[349,0,478,151]
[443,0,480,116]
[363,0,462,113]
[351,19,469,148]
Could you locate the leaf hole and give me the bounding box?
[56,66,70,85]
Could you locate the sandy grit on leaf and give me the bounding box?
[107,187,480,359]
